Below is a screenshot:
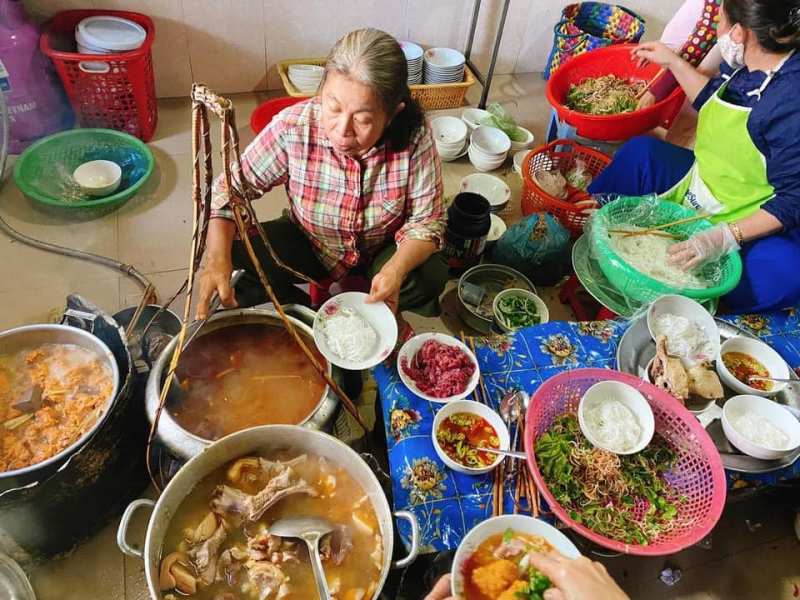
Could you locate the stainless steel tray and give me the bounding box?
[617,316,800,474]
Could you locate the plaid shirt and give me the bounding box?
[211,98,444,279]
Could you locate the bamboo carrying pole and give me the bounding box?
[145,84,366,489]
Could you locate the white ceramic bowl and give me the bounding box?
[436,141,468,162]
[431,116,468,147]
[717,336,790,397]
[400,40,423,61]
[313,291,398,371]
[288,63,324,75]
[509,126,535,153]
[424,47,466,68]
[721,394,800,460]
[72,160,122,197]
[467,146,505,172]
[513,149,532,175]
[451,515,581,598]
[397,332,480,403]
[432,399,509,475]
[647,294,720,366]
[487,213,507,242]
[461,107,490,131]
[471,125,511,155]
[492,288,549,333]
[467,142,506,161]
[578,380,655,455]
[459,173,511,212]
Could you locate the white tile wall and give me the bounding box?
[23,0,685,98]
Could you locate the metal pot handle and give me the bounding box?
[283,304,318,327]
[392,510,420,569]
[117,498,155,559]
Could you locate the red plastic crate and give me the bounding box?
[40,10,158,142]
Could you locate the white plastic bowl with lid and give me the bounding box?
[75,16,146,53]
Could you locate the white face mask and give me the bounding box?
[719,31,745,69]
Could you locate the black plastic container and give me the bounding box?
[444,192,491,270]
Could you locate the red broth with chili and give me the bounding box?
[435,412,500,469]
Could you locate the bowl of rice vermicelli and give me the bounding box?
[525,368,726,556]
[590,196,742,304]
[546,44,686,141]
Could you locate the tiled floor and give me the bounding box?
[2,74,799,598]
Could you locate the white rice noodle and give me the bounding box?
[322,307,377,362]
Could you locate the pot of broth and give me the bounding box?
[117,425,420,600]
[146,306,340,461]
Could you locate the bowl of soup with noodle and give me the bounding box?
[451,515,581,600]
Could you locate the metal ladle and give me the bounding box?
[270,516,334,599]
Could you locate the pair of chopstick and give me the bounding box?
[635,67,666,101]
[461,332,504,517]
[609,212,710,239]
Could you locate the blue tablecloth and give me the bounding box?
[373,310,800,554]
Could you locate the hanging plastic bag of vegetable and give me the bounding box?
[479,103,529,143]
[489,213,571,286]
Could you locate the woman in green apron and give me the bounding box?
[589,0,800,312]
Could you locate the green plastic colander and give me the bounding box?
[591,196,742,304]
[13,128,154,218]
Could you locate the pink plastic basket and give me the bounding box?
[524,368,726,556]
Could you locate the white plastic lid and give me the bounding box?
[76,16,146,52]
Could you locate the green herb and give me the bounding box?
[515,568,553,599]
[535,414,681,545]
[502,528,514,544]
[566,75,643,115]
[496,294,540,330]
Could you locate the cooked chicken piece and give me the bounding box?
[498,580,529,600]
[213,468,317,522]
[651,336,689,402]
[319,525,353,566]
[492,537,528,559]
[184,511,218,543]
[686,363,724,401]
[188,515,228,586]
[159,552,197,595]
[216,546,249,586]
[246,561,289,600]
[471,559,519,599]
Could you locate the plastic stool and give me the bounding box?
[559,274,617,321]
[309,275,370,308]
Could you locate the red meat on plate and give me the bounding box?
[400,339,475,398]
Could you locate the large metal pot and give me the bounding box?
[146,306,340,461]
[0,323,120,491]
[117,425,420,599]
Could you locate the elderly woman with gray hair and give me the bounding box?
[197,28,446,319]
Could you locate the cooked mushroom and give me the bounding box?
[159,552,197,594]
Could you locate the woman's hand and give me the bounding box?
[367,265,403,313]
[667,223,740,271]
[423,574,455,600]
[637,90,657,110]
[527,552,629,600]
[632,42,678,69]
[195,256,237,320]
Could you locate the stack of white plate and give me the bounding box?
[468,125,510,172]
[288,64,324,94]
[431,116,468,161]
[423,47,466,84]
[401,41,423,85]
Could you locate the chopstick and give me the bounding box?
[635,67,666,101]
[607,228,682,240]
[462,331,504,516]
[628,213,711,237]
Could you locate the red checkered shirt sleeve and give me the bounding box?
[210,112,291,220]
[394,123,445,249]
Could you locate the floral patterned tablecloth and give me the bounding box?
[373,310,800,554]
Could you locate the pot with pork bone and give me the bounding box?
[146,306,341,461]
[117,425,420,600]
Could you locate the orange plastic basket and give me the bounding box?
[520,139,611,235]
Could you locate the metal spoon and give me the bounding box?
[181,269,244,351]
[475,446,527,460]
[748,375,796,385]
[270,516,333,600]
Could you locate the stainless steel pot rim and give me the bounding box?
[146,308,333,450]
[0,323,120,480]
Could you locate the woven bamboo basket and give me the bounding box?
[277,57,476,110]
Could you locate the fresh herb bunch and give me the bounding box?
[496,294,540,330]
[535,414,682,545]
[565,75,643,115]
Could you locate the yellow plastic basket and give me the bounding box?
[277,57,476,110]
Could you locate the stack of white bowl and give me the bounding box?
[288,64,325,94]
[431,116,468,162]
[424,47,466,84]
[468,126,510,172]
[401,41,423,85]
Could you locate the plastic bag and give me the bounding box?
[585,195,733,305]
[479,103,527,143]
[0,0,74,154]
[490,213,570,286]
[566,158,592,191]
